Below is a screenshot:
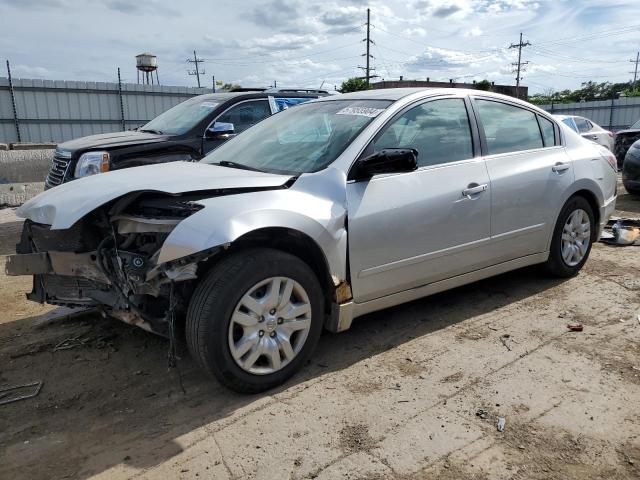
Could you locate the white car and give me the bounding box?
[554,115,614,151]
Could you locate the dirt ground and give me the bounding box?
[0,188,639,480]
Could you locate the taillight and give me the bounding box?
[607,131,614,138]
[603,151,617,172]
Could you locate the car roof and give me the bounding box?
[192,91,321,103]
[311,87,538,106]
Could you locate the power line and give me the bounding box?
[187,50,205,87]
[509,32,530,97]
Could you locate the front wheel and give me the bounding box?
[544,196,595,277]
[186,248,324,393]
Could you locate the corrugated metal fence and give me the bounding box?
[0,77,211,144]
[539,97,640,132]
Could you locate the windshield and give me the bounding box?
[631,119,640,129]
[201,99,391,174]
[141,97,219,135]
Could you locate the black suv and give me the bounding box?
[613,118,640,169]
[45,89,327,188]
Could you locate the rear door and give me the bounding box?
[473,97,573,262]
[347,96,493,302]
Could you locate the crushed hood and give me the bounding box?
[18,162,293,229]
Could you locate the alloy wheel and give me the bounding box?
[561,208,591,267]
[228,276,312,375]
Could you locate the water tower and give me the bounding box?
[136,53,159,85]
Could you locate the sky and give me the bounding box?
[1,0,639,94]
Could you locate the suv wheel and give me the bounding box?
[186,248,324,393]
[545,196,595,277]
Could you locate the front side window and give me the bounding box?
[373,98,473,167]
[216,100,272,134]
[201,100,391,174]
[538,115,556,147]
[476,99,543,155]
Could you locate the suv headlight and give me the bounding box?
[75,151,110,178]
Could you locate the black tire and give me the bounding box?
[545,195,595,277]
[186,248,324,393]
[623,182,640,196]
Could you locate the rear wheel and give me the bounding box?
[544,196,595,277]
[186,248,324,393]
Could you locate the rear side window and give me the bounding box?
[537,115,556,147]
[476,99,543,154]
[274,97,313,112]
[574,117,590,133]
[373,98,474,168]
[562,118,578,132]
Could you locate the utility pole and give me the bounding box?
[212,75,216,93]
[187,50,205,87]
[631,51,639,91]
[359,8,375,86]
[6,60,21,142]
[117,67,126,131]
[509,32,530,98]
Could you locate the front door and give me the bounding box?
[347,97,492,303]
[203,99,272,154]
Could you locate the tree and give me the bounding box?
[475,79,492,91]
[221,83,241,91]
[339,77,370,93]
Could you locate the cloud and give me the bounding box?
[0,0,66,7]
[10,64,53,78]
[404,27,428,37]
[433,4,462,17]
[103,0,181,16]
[246,0,302,29]
[465,26,483,37]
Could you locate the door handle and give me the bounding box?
[552,163,570,173]
[462,183,488,198]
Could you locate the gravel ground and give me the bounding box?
[0,186,639,480]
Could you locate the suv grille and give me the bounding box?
[45,153,71,188]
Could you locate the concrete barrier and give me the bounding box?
[0,182,44,208]
[9,143,57,150]
[0,149,53,183]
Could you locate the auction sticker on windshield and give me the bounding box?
[336,106,385,117]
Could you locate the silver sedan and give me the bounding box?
[8,88,618,392]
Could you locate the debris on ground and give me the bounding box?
[476,408,489,419]
[500,334,512,351]
[497,417,506,432]
[567,323,584,332]
[600,218,640,246]
[0,381,43,406]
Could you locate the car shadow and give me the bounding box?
[0,266,563,480]
[616,187,640,215]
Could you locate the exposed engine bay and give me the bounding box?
[9,192,220,336]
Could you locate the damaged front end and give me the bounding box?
[6,192,218,336]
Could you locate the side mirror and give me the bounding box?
[206,122,235,139]
[353,148,418,179]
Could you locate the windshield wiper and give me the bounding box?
[214,160,264,172]
[138,128,163,135]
